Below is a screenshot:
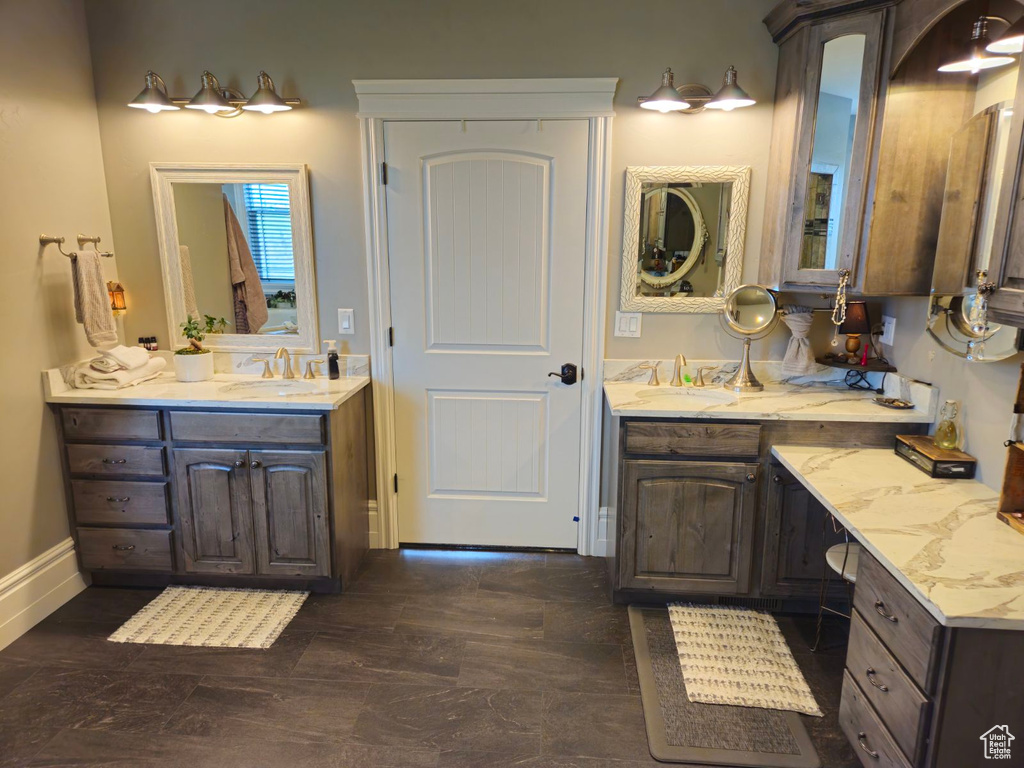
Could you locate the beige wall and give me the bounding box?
[172,183,236,332]
[0,0,118,577]
[82,0,780,358]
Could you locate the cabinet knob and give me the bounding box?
[772,474,782,484]
[234,460,245,468]
[745,472,757,483]
[250,460,262,469]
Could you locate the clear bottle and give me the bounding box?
[934,400,959,450]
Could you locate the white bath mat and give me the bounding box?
[668,604,823,717]
[108,586,308,649]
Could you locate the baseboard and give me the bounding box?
[0,538,88,651]
[367,500,380,549]
[591,506,615,558]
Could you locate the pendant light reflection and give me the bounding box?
[242,71,292,113]
[706,66,757,111]
[127,71,180,113]
[185,71,236,113]
[938,17,1016,73]
[639,69,690,113]
[987,16,1024,54]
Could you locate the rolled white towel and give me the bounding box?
[74,357,166,390]
[98,344,151,371]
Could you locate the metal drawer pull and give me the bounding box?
[234,460,246,468]
[865,668,889,692]
[250,460,262,469]
[772,474,783,484]
[106,496,131,503]
[102,458,128,465]
[857,732,879,760]
[111,544,135,552]
[874,600,899,623]
[745,472,757,483]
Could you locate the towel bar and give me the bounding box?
[40,234,114,260]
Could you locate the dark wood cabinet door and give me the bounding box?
[173,448,255,575]
[761,465,848,598]
[249,450,330,577]
[618,460,758,595]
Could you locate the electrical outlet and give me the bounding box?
[614,311,642,338]
[337,308,355,335]
[880,315,896,346]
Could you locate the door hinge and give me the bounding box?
[381,162,388,185]
[393,473,399,493]
[388,326,394,347]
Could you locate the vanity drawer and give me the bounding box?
[62,407,162,441]
[170,411,324,444]
[67,444,166,477]
[839,671,913,768]
[623,421,761,457]
[854,551,942,693]
[76,528,173,572]
[847,611,930,763]
[71,480,170,526]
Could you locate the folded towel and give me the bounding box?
[99,344,151,371]
[89,358,122,373]
[74,357,166,390]
[72,250,118,348]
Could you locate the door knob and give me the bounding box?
[250,459,262,469]
[547,363,578,386]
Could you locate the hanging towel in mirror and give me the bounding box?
[781,306,816,376]
[71,250,118,348]
[224,194,268,334]
[179,245,199,320]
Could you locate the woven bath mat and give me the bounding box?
[108,586,308,649]
[669,603,823,716]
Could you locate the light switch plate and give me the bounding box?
[337,308,355,335]
[614,311,642,338]
[880,315,896,346]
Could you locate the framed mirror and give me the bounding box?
[620,165,750,312]
[150,163,319,353]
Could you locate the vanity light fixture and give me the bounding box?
[127,70,300,117]
[127,71,180,113]
[987,16,1024,54]
[938,16,1016,73]
[638,66,755,114]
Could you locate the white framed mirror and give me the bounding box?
[150,162,319,353]
[620,165,750,313]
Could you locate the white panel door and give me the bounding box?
[384,120,589,548]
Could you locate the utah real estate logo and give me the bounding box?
[981,725,1015,760]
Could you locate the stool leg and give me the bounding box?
[811,512,832,653]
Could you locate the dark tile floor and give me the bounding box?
[0,549,860,767]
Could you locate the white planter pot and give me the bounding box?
[173,352,215,382]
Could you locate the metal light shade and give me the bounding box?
[987,16,1024,53]
[639,69,690,113]
[706,66,756,111]
[127,71,179,113]
[939,17,1016,73]
[185,71,234,112]
[242,71,292,113]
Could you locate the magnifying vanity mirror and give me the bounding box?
[930,88,1022,361]
[151,163,319,352]
[620,165,751,312]
[720,284,779,392]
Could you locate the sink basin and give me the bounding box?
[218,380,319,397]
[635,387,737,404]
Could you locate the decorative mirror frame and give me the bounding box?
[620,165,750,313]
[150,162,319,353]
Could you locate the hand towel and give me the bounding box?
[179,245,199,320]
[74,357,166,390]
[99,344,151,371]
[71,251,118,348]
[780,306,817,377]
[224,194,268,334]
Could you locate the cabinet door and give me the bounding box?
[618,460,758,595]
[249,450,330,577]
[761,465,848,598]
[173,448,255,574]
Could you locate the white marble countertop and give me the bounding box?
[773,445,1024,630]
[604,381,933,422]
[43,370,370,412]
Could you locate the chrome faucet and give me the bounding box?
[274,347,295,379]
[670,354,688,387]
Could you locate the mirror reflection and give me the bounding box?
[723,284,778,335]
[801,33,866,271]
[636,181,732,298]
[172,181,298,335]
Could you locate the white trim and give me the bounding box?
[367,500,381,550]
[356,79,616,552]
[0,538,88,651]
[591,506,615,558]
[353,78,618,120]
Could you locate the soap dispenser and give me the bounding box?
[322,339,340,380]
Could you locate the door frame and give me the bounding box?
[354,78,617,552]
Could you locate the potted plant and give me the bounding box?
[173,316,223,382]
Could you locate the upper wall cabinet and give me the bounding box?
[761,0,1013,296]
